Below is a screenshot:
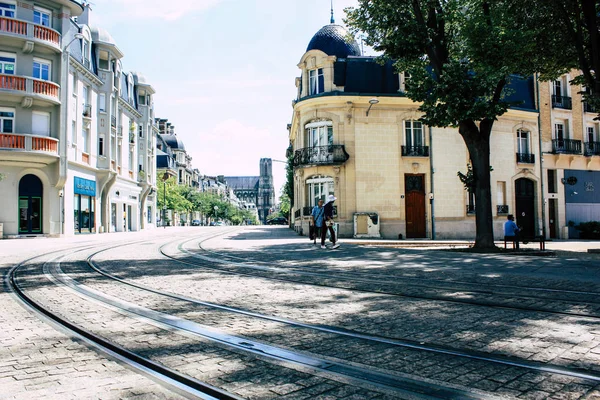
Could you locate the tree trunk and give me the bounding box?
[459,121,496,248]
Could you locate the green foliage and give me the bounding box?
[278,190,291,218]
[574,221,600,239]
[156,174,192,213]
[284,150,294,207]
[457,164,493,191]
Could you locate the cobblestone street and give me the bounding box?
[2,227,600,399]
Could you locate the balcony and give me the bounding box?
[552,95,572,110]
[0,74,60,106]
[584,142,600,156]
[401,145,429,157]
[0,16,61,53]
[0,133,59,166]
[293,145,349,167]
[552,139,581,154]
[516,153,535,163]
[497,205,509,214]
[82,104,92,118]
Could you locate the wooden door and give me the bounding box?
[515,178,535,239]
[548,199,557,239]
[405,174,426,238]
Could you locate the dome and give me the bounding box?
[306,24,361,58]
[90,26,116,46]
[160,134,185,151]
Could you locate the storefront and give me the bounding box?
[74,177,96,234]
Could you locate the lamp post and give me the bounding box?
[366,98,379,116]
[214,205,218,223]
[162,172,169,228]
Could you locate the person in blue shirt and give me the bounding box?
[311,199,324,245]
[504,214,520,249]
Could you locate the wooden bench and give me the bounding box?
[504,235,546,250]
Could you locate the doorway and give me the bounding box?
[515,178,536,239]
[548,199,558,239]
[405,174,426,238]
[18,174,43,234]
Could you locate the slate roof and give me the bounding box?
[224,177,260,190]
[160,134,185,151]
[307,24,361,58]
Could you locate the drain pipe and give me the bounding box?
[429,125,436,239]
[535,73,547,238]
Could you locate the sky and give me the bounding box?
[88,0,365,202]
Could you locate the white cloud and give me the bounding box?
[99,0,222,21]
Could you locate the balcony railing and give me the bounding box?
[516,153,535,163]
[401,145,429,157]
[552,94,572,109]
[0,16,60,48]
[0,74,59,100]
[497,205,509,214]
[0,133,58,154]
[111,115,117,128]
[584,141,600,156]
[584,102,597,113]
[552,139,581,154]
[293,145,349,167]
[466,205,475,214]
[117,126,123,137]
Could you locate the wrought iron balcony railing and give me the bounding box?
[552,94,572,109]
[293,145,349,167]
[516,153,535,163]
[552,139,581,154]
[401,145,430,157]
[584,141,600,156]
[497,205,509,214]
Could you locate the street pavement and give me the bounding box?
[1,227,600,399]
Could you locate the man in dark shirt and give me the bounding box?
[322,195,340,249]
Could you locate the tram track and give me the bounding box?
[7,230,600,399]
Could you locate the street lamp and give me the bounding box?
[366,98,379,116]
[162,172,169,228]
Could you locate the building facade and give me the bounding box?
[0,2,158,237]
[225,158,275,224]
[289,21,542,240]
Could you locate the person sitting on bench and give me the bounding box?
[504,214,520,249]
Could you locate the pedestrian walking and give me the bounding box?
[322,195,340,249]
[504,214,520,249]
[310,199,324,245]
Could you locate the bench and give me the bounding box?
[503,235,546,250]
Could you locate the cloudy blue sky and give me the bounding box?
[89,0,366,200]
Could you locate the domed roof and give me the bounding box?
[160,134,185,151]
[90,26,116,46]
[306,24,361,58]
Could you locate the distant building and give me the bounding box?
[225,158,275,224]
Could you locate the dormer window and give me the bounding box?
[138,89,146,105]
[33,6,51,27]
[127,73,134,101]
[0,2,15,17]
[98,50,109,70]
[309,68,324,95]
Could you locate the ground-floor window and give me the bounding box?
[111,203,117,231]
[306,175,334,207]
[74,194,95,233]
[147,206,152,223]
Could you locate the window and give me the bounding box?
[127,74,134,101]
[554,122,565,141]
[0,2,15,17]
[0,52,16,75]
[32,111,50,136]
[587,126,596,143]
[98,93,106,112]
[138,89,146,106]
[98,136,104,157]
[98,50,109,70]
[71,121,76,145]
[517,129,530,154]
[82,126,89,153]
[33,58,51,81]
[33,6,51,27]
[138,124,143,138]
[553,80,562,96]
[405,120,423,148]
[306,175,334,207]
[309,68,324,95]
[306,121,333,148]
[548,170,557,194]
[497,182,507,214]
[0,108,15,133]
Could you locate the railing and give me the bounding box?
[584,102,597,113]
[0,17,60,47]
[0,74,26,91]
[401,145,430,157]
[117,126,123,137]
[0,133,58,154]
[81,153,90,164]
[83,104,92,118]
[552,139,581,154]
[466,205,475,214]
[497,205,509,214]
[552,94,572,109]
[293,145,349,167]
[111,115,117,128]
[82,58,91,69]
[516,153,535,163]
[584,141,600,156]
[129,132,135,144]
[294,209,301,219]
[0,74,58,99]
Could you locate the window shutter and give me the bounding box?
[32,112,50,136]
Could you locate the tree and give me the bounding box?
[514,0,600,114]
[345,0,545,248]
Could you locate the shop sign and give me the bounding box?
[74,177,96,197]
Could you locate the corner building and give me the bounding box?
[0,2,158,237]
[289,21,542,240]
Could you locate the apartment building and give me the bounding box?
[0,2,157,237]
